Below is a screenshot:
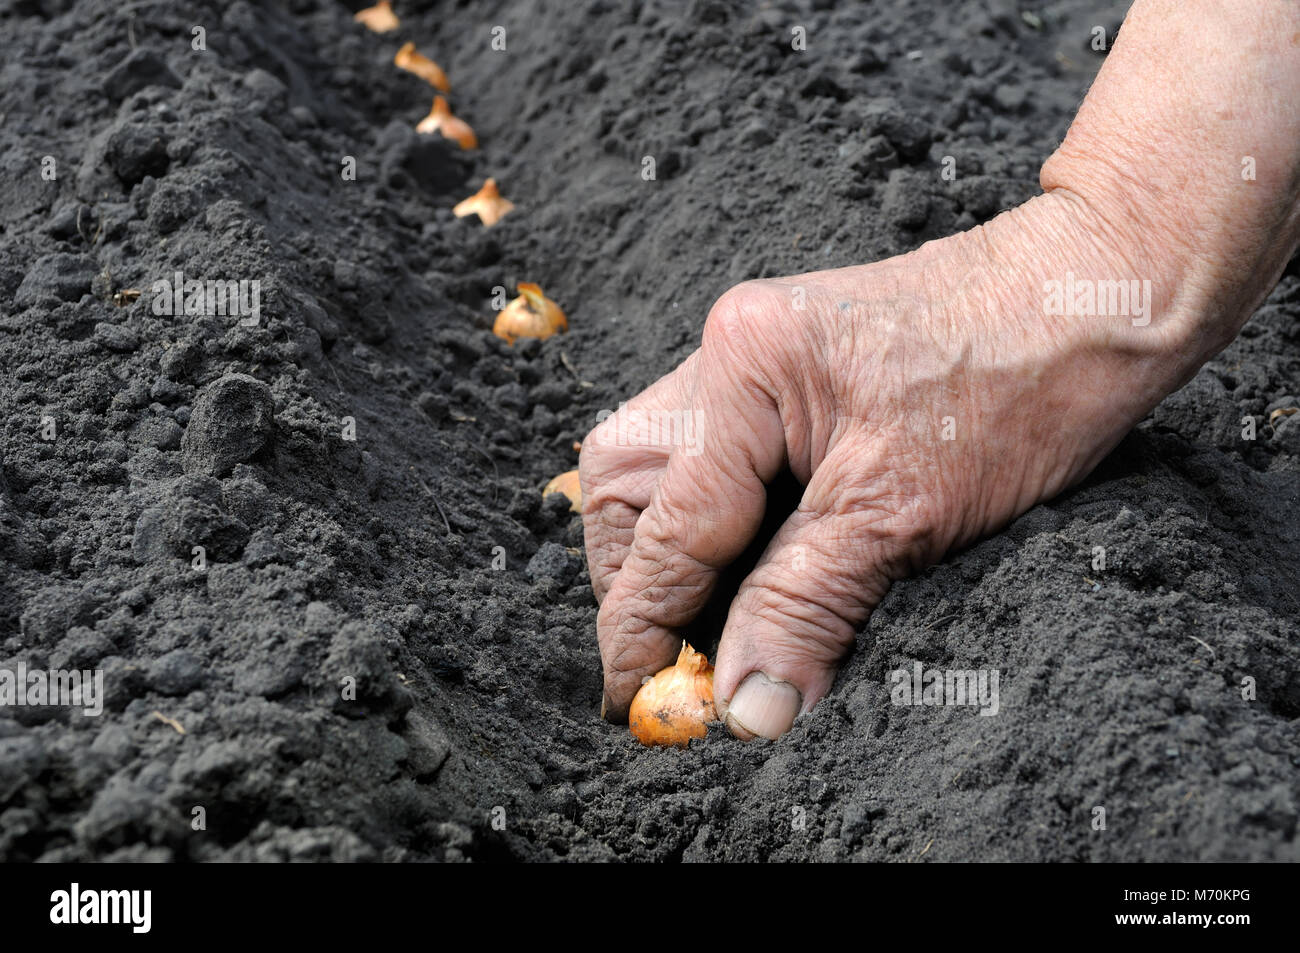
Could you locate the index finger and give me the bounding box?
[597,355,786,719]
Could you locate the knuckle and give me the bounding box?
[581,412,619,462]
[604,629,659,677]
[583,501,636,558]
[843,482,952,576]
[702,280,782,354]
[637,501,686,549]
[608,508,715,623]
[635,503,711,573]
[577,451,599,500]
[578,425,628,499]
[745,579,861,656]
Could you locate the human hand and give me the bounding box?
[582,0,1300,741]
[581,191,1191,738]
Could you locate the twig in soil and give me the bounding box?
[560,351,594,388]
[926,613,958,630]
[1269,407,1299,426]
[1111,719,1171,735]
[321,353,344,393]
[1186,634,1216,662]
[914,838,934,860]
[77,205,105,247]
[414,471,452,534]
[467,443,500,507]
[151,711,186,735]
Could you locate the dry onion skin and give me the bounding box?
[354,1,399,33]
[493,282,567,344]
[416,96,477,149]
[629,642,717,747]
[453,178,515,227]
[543,469,581,512]
[394,41,450,91]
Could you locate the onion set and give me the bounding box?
[394,41,450,91]
[493,282,567,344]
[629,642,716,747]
[416,96,477,149]
[354,1,399,32]
[543,469,581,512]
[454,179,515,227]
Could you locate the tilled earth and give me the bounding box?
[0,0,1296,861]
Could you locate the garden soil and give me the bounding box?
[1,0,1297,861]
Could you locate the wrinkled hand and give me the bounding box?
[581,191,1192,739]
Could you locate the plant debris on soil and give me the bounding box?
[0,0,1296,862]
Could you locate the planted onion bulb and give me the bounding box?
[453,178,514,227]
[493,282,567,344]
[416,96,477,149]
[354,1,399,32]
[543,469,581,512]
[394,41,450,91]
[629,642,717,747]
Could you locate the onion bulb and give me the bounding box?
[394,41,450,91]
[629,642,716,747]
[453,178,515,227]
[416,96,477,149]
[354,1,399,32]
[543,469,581,512]
[493,282,567,344]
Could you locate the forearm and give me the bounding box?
[1041,0,1300,366]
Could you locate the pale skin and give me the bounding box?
[581,0,1300,739]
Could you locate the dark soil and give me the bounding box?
[1,0,1296,862]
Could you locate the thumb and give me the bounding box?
[713,444,905,740]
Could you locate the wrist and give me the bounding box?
[1036,0,1300,370]
[913,185,1218,487]
[1039,157,1267,368]
[963,189,1202,407]
[1029,182,1214,360]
